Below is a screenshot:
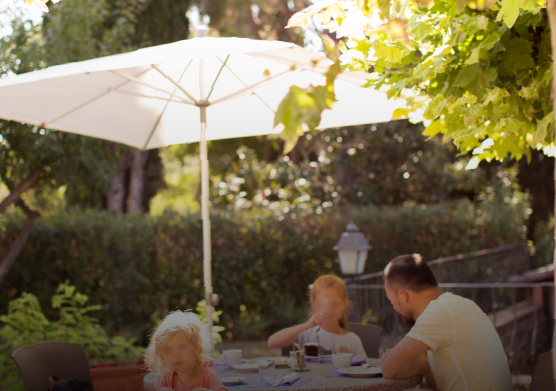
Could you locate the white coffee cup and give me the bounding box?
[331,352,353,369]
[221,349,242,366]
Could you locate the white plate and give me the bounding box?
[232,363,259,373]
[274,357,290,368]
[220,376,247,385]
[336,366,382,378]
[306,355,319,361]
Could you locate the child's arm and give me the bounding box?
[267,313,323,348]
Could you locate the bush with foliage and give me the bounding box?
[0,282,143,391]
[0,199,527,343]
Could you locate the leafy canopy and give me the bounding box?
[277,0,553,166]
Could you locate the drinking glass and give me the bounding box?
[257,357,276,380]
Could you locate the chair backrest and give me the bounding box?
[347,322,382,358]
[530,351,554,391]
[12,342,93,391]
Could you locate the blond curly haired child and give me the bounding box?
[145,311,226,391]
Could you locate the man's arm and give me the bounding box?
[381,337,431,379]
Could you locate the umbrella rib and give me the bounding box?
[249,52,331,73]
[151,63,199,106]
[216,59,276,114]
[110,69,195,105]
[108,88,185,104]
[142,61,191,150]
[41,68,152,127]
[204,55,229,103]
[209,67,301,106]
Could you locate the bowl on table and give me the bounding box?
[331,352,353,369]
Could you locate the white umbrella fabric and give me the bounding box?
[0,32,405,330]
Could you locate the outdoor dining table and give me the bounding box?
[143,358,422,391]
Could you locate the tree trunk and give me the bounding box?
[128,149,148,213]
[106,154,132,215]
[0,200,40,283]
[265,143,278,162]
[0,171,39,214]
[546,0,556,380]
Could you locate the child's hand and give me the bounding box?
[339,346,351,353]
[305,312,324,329]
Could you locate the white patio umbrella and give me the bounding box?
[0,29,405,331]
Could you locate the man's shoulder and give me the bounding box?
[435,292,480,309]
[422,292,483,321]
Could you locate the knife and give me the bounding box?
[273,372,298,387]
[271,375,286,387]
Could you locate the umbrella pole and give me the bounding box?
[200,105,214,335]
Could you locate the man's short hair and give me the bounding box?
[384,254,438,292]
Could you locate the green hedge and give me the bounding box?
[0,200,527,342]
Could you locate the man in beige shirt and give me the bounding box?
[380,254,512,391]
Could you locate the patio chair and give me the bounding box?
[12,341,93,391]
[348,322,382,358]
[529,351,554,391]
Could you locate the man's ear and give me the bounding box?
[398,289,410,304]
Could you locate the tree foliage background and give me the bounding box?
[279,0,553,165]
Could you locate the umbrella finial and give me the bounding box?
[195,25,209,38]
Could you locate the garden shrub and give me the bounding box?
[0,282,143,391]
[0,200,527,342]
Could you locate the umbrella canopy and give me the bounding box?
[0,34,405,330]
[0,36,403,148]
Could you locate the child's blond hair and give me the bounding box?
[309,275,352,329]
[144,310,214,374]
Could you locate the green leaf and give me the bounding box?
[423,120,447,140]
[542,66,552,86]
[519,87,536,100]
[478,33,501,51]
[275,61,340,154]
[377,0,391,17]
[496,0,526,28]
[504,38,535,75]
[476,15,490,30]
[520,0,543,14]
[484,87,510,106]
[464,94,478,104]
[454,64,480,88]
[392,108,409,119]
[533,112,554,145]
[467,50,480,64]
[411,22,434,40]
[375,43,404,63]
[355,39,372,60]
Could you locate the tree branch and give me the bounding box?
[0,198,40,283]
[0,171,40,214]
